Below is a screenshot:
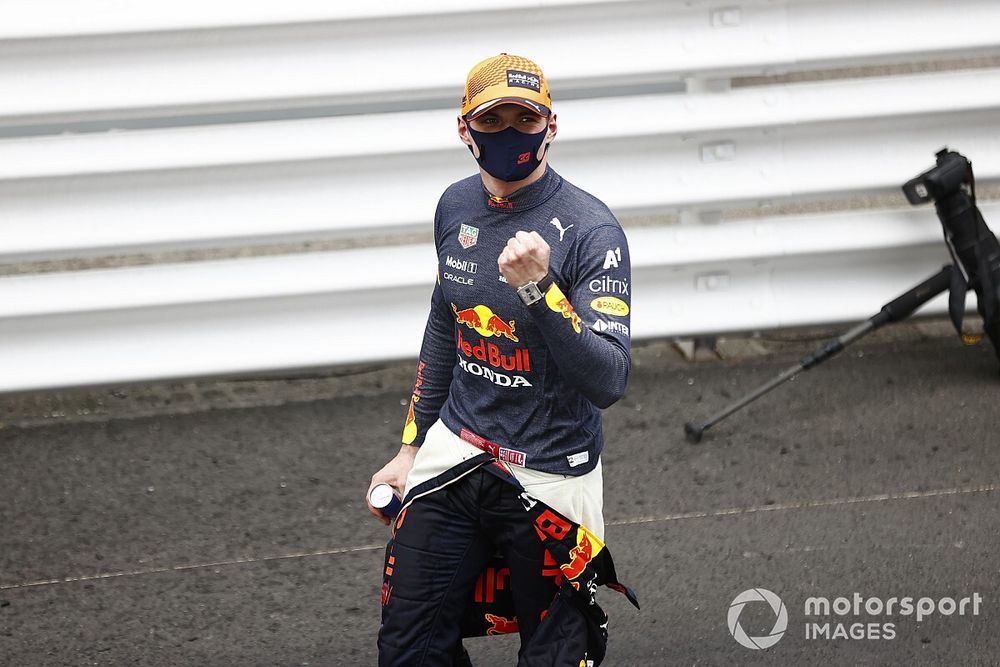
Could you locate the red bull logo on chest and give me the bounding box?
[452,303,532,388]
[457,328,531,372]
[451,303,520,342]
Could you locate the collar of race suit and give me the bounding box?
[482,166,562,212]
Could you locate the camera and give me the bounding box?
[902,149,970,205]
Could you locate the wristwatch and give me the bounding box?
[516,273,555,307]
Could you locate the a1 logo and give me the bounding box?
[603,247,622,269]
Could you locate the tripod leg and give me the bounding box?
[683,267,953,443]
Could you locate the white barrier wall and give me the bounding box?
[1,0,999,391]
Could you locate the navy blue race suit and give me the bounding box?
[401,167,632,472]
[380,167,633,665]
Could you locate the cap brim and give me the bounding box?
[466,97,550,120]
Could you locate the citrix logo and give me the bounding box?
[588,275,629,295]
[728,588,788,650]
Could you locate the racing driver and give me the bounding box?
[367,53,633,666]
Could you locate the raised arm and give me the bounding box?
[499,224,631,408]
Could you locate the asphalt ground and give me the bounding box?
[1,324,999,666]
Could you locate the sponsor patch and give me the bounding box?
[461,427,528,465]
[452,303,519,341]
[444,272,474,286]
[457,358,532,388]
[401,394,418,444]
[487,195,514,209]
[412,359,426,398]
[458,224,479,248]
[603,247,622,269]
[560,526,604,581]
[549,217,574,242]
[484,613,519,636]
[588,275,629,295]
[544,284,582,334]
[591,296,629,317]
[592,319,630,335]
[446,255,477,273]
[457,328,531,372]
[566,451,590,468]
[507,69,541,92]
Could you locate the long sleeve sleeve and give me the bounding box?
[525,223,632,409]
[400,208,457,446]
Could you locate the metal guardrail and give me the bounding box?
[2,67,999,261]
[1,0,999,391]
[4,0,1000,128]
[3,202,995,393]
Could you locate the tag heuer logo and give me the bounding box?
[458,224,479,249]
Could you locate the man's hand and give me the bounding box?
[367,444,419,525]
[498,230,550,288]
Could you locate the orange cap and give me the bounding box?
[461,53,552,120]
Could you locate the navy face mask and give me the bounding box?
[467,124,549,182]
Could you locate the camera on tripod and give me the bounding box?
[903,148,1000,364]
[685,148,999,443]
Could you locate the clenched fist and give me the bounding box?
[498,230,550,288]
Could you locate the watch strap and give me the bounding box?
[536,273,555,295]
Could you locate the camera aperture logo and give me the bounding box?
[727,587,984,649]
[728,588,788,650]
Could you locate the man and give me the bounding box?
[368,53,633,666]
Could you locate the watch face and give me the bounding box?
[518,282,543,305]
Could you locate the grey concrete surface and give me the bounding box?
[1,330,998,666]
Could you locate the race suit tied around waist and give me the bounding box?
[384,453,639,666]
